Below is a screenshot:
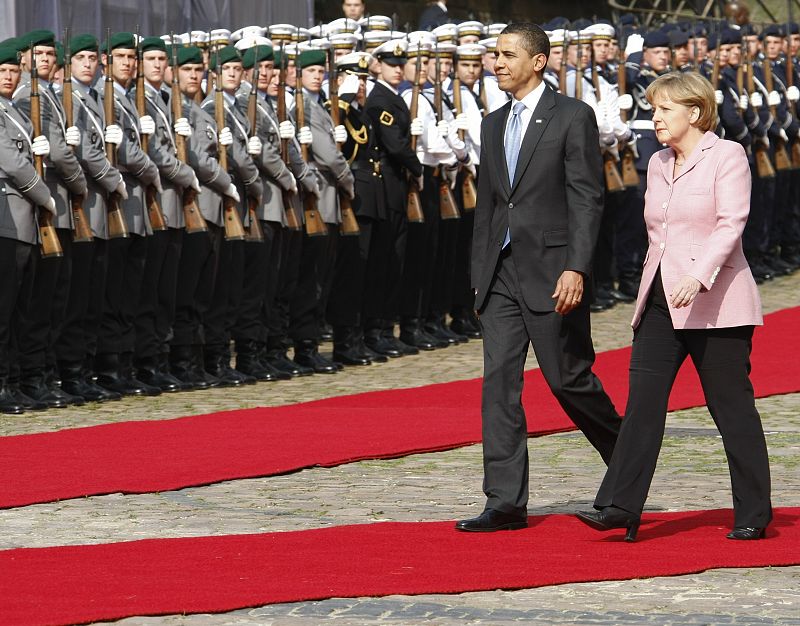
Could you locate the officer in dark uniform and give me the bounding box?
[326,51,389,365]
[363,38,423,357]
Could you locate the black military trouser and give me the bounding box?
[233,222,274,345]
[743,162,776,256]
[328,215,375,329]
[289,226,338,344]
[0,237,34,380]
[266,227,302,352]
[614,181,647,280]
[450,169,477,320]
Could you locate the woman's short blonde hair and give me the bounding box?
[645,71,718,133]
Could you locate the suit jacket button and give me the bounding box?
[508,202,514,209]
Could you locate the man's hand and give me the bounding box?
[669,275,701,308]
[552,270,584,315]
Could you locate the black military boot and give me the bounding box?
[205,349,253,387]
[136,355,180,393]
[95,352,147,396]
[170,345,204,389]
[293,339,338,374]
[254,342,291,380]
[425,316,467,344]
[400,318,440,351]
[59,361,120,403]
[0,377,24,414]
[19,372,68,409]
[266,347,313,377]
[121,352,161,396]
[235,340,277,381]
[333,326,371,366]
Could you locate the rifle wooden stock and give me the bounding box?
[103,32,130,239]
[452,76,477,211]
[327,48,359,237]
[762,56,792,171]
[135,44,167,231]
[744,50,776,179]
[62,31,93,242]
[434,49,459,221]
[293,80,327,237]
[616,47,640,188]
[243,55,265,243]
[214,72,246,241]
[29,57,63,258]
[276,50,302,231]
[559,38,567,94]
[406,48,425,223]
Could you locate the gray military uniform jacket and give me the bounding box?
[70,78,122,239]
[236,88,295,225]
[181,94,230,227]
[101,81,160,236]
[14,78,87,230]
[0,95,52,245]
[291,90,354,224]
[133,82,196,229]
[201,91,263,225]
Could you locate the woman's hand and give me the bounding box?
[669,275,702,308]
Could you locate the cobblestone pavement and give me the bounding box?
[2,274,800,625]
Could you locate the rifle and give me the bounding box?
[559,31,568,94]
[327,43,360,236]
[451,74,477,210]
[169,36,208,233]
[616,41,640,188]
[745,43,777,178]
[478,72,489,115]
[275,44,301,231]
[591,43,624,193]
[575,35,584,101]
[433,45,460,221]
[762,53,792,171]
[785,18,800,168]
[103,29,130,238]
[243,47,265,242]
[61,28,93,242]
[406,43,424,223]
[214,60,246,240]
[293,38,327,237]
[30,43,63,257]
[135,28,167,231]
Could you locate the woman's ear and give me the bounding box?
[690,106,700,123]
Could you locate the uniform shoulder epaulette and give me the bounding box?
[338,99,349,112]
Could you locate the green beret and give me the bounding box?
[140,36,167,54]
[0,37,20,52]
[71,34,99,54]
[55,41,64,67]
[176,46,203,66]
[297,49,326,69]
[242,45,274,69]
[101,32,136,54]
[19,30,56,51]
[209,45,241,69]
[0,45,21,65]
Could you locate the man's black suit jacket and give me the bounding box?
[418,5,449,31]
[471,85,604,312]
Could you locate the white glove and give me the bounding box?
[628,134,640,160]
[247,136,263,156]
[218,126,233,146]
[750,92,764,108]
[739,94,749,110]
[340,177,355,200]
[285,171,298,194]
[43,196,56,214]
[453,112,470,131]
[139,115,156,135]
[152,178,164,194]
[309,182,321,198]
[625,33,644,56]
[788,86,800,102]
[410,117,424,136]
[173,117,192,137]
[333,124,347,143]
[279,120,295,139]
[64,125,81,147]
[780,128,789,143]
[757,134,770,149]
[444,164,458,189]
[31,135,51,156]
[189,173,201,192]
[437,119,450,138]
[297,126,313,145]
[617,93,633,111]
[104,124,123,145]
[224,183,240,202]
[768,90,781,107]
[115,178,128,200]
[465,162,477,178]
[415,174,424,192]
[714,90,723,105]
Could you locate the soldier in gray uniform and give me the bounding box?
[96,32,162,397]
[200,44,263,385]
[0,43,57,414]
[132,36,200,392]
[13,30,87,408]
[289,48,354,374]
[56,33,128,403]
[168,45,238,389]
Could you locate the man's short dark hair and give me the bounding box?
[500,22,550,59]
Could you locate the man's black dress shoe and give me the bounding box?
[455,509,528,532]
[726,527,766,540]
[575,506,641,542]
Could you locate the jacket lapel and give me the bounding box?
[510,86,555,194]
[672,131,718,183]
[492,101,512,198]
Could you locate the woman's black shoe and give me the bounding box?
[575,505,641,542]
[726,527,766,540]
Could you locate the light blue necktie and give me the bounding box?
[502,101,526,249]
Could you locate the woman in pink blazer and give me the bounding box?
[577,72,772,541]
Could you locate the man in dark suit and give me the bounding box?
[456,23,622,533]
[419,1,450,32]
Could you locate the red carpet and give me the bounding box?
[1,306,798,509]
[1,507,798,626]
